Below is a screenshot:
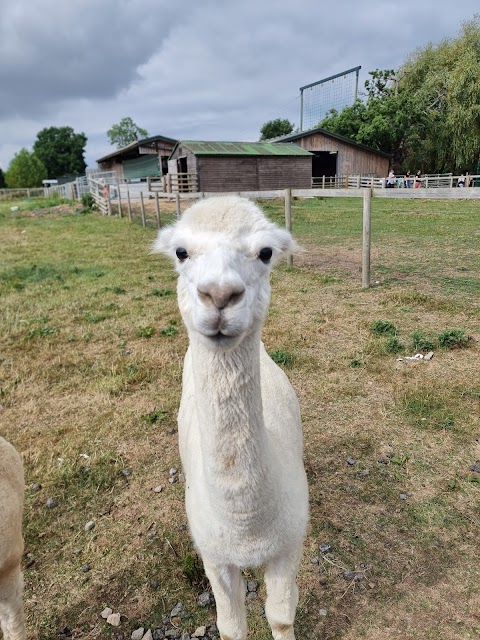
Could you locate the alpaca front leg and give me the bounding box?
[202,560,247,640]
[264,551,301,640]
[0,568,25,640]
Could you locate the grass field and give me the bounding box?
[1,195,479,639]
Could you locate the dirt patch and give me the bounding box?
[296,244,362,278]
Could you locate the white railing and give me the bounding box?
[87,176,110,215]
[313,173,480,189]
[3,171,479,206]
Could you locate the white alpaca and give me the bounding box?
[153,196,308,640]
[0,437,25,640]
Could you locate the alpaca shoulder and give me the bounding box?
[0,438,24,570]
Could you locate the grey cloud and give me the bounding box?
[1,0,479,169]
[0,0,178,118]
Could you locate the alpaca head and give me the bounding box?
[153,196,295,350]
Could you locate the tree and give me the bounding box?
[398,16,480,172]
[0,167,5,189]
[259,118,295,140]
[33,127,87,179]
[320,87,424,169]
[319,17,480,174]
[107,117,149,148]
[363,69,397,100]
[5,149,47,188]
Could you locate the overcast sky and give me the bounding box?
[1,0,478,170]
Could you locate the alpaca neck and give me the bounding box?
[190,329,275,514]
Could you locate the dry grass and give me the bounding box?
[0,196,479,639]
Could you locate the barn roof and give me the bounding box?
[96,134,178,163]
[271,128,391,159]
[172,141,313,157]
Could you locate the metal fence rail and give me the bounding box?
[313,173,480,189]
[2,171,479,205]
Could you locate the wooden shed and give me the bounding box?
[274,128,390,181]
[167,141,313,192]
[96,135,177,182]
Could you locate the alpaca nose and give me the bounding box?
[198,283,245,310]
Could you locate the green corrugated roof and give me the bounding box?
[179,141,312,157]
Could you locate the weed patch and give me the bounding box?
[411,330,435,352]
[384,336,405,354]
[437,328,469,349]
[142,409,166,425]
[371,320,397,336]
[136,325,156,338]
[161,321,179,337]
[27,325,58,339]
[151,288,174,297]
[268,349,294,367]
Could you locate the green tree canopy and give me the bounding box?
[33,126,87,178]
[107,117,149,148]
[0,167,5,189]
[259,118,295,140]
[398,15,480,172]
[319,16,480,174]
[5,149,47,188]
[320,90,424,169]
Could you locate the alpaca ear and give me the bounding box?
[151,225,176,257]
[272,228,299,259]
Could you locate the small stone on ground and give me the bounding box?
[197,592,211,607]
[170,602,183,617]
[106,612,121,627]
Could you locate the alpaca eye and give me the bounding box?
[175,247,189,261]
[258,247,273,263]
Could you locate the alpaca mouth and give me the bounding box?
[205,330,241,346]
[211,331,232,340]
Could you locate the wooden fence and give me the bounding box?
[147,173,198,193]
[0,188,46,201]
[313,173,480,189]
[3,172,480,206]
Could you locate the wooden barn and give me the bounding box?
[167,141,313,192]
[274,128,390,181]
[96,135,177,182]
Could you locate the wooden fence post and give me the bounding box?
[107,188,112,216]
[140,191,146,227]
[126,189,132,221]
[116,181,122,218]
[362,189,372,289]
[175,193,181,218]
[284,188,293,267]
[155,192,161,228]
[322,175,325,189]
